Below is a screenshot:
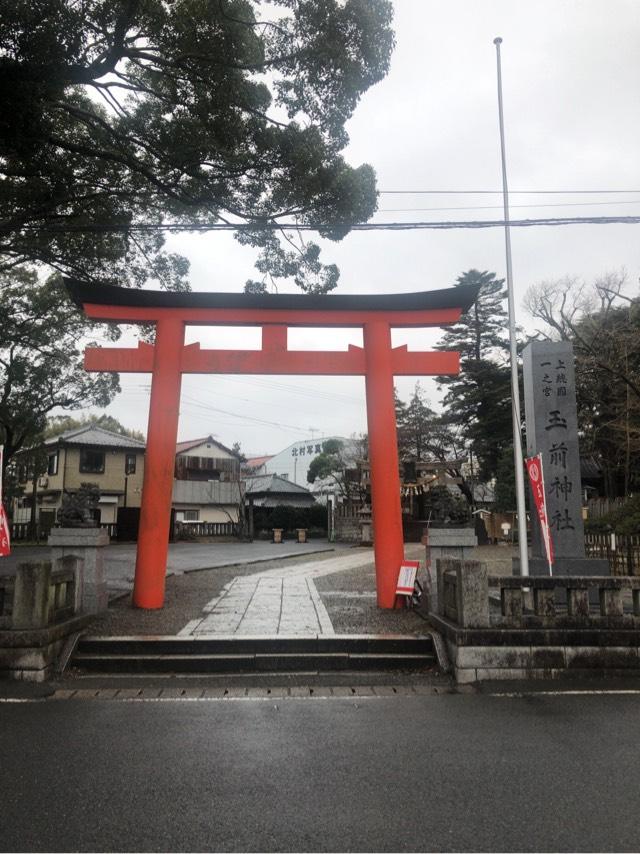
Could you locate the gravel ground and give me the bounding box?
[315,543,429,635]
[89,550,349,636]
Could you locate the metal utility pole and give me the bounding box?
[493,37,529,576]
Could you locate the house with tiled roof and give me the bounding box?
[11,425,146,534]
[244,473,316,509]
[12,429,244,537]
[173,435,242,524]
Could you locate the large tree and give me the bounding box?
[0,269,119,476]
[0,0,394,293]
[436,270,513,482]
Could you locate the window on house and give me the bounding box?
[47,452,58,476]
[125,453,136,475]
[183,509,199,521]
[79,448,105,474]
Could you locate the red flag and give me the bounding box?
[0,504,10,557]
[0,445,10,556]
[525,454,553,572]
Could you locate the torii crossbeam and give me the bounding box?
[66,281,479,610]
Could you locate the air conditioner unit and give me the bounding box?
[37,477,48,488]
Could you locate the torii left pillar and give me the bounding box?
[133,317,185,608]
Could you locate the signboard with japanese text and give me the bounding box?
[396,560,420,596]
[0,446,10,557]
[522,341,585,561]
[525,454,554,573]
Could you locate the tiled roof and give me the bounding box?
[175,435,238,457]
[47,425,146,450]
[244,474,313,496]
[244,455,274,468]
[176,437,209,454]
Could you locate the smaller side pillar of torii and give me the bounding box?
[66,281,479,610]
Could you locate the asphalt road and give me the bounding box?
[1,689,639,852]
[0,540,338,591]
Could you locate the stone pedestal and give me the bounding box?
[48,527,109,613]
[427,527,477,564]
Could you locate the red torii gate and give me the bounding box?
[66,280,478,611]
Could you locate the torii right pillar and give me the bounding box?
[364,320,404,607]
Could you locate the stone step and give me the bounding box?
[71,635,436,675]
[76,634,434,656]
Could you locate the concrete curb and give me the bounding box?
[176,546,336,575]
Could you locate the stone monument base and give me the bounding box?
[512,556,610,577]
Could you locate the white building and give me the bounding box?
[256,437,347,487]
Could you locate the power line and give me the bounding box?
[180,394,314,433]
[378,189,640,195]
[378,199,640,213]
[17,215,640,233]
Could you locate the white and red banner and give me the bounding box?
[0,445,11,557]
[525,453,553,573]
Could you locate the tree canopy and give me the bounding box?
[0,269,119,473]
[0,0,394,293]
[307,436,366,503]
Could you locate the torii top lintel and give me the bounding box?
[65,279,479,377]
[65,279,479,328]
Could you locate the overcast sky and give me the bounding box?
[97,0,640,456]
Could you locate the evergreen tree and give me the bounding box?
[395,383,437,461]
[437,270,509,361]
[436,270,513,482]
[493,445,517,512]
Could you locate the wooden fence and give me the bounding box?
[585,532,640,575]
[586,496,631,518]
[175,521,239,538]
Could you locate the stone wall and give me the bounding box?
[431,558,640,683]
[0,557,91,681]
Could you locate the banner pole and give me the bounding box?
[538,454,553,576]
[494,37,530,577]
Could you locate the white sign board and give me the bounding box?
[396,560,420,596]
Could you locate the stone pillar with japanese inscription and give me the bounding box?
[520,340,608,576]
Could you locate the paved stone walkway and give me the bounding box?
[179,550,374,636]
